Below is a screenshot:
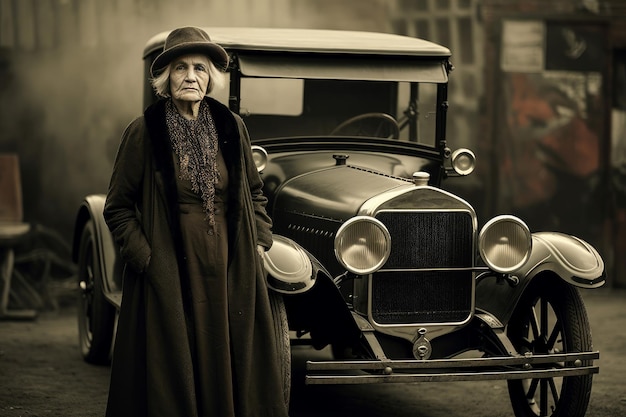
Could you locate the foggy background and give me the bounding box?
[2,0,626,287]
[0,0,392,237]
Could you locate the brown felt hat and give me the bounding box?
[150,27,229,76]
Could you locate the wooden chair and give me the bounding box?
[0,153,37,319]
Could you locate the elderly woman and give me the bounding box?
[103,27,288,417]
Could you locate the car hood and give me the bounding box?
[273,165,411,221]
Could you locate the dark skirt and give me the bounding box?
[178,199,234,417]
[176,144,234,416]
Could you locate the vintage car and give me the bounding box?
[72,27,606,417]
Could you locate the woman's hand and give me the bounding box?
[257,245,268,275]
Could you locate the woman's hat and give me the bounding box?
[150,27,229,76]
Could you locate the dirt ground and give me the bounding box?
[0,288,625,417]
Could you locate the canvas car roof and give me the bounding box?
[143,27,452,58]
[143,27,451,83]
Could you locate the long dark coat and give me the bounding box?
[103,97,288,417]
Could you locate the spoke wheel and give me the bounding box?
[269,291,291,411]
[507,275,593,417]
[77,220,116,365]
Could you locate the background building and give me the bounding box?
[1,0,625,285]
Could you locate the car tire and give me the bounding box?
[506,274,593,417]
[77,220,116,365]
[269,290,291,411]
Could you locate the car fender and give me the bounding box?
[517,232,605,288]
[263,234,316,294]
[72,194,118,295]
[263,235,361,347]
[476,231,605,326]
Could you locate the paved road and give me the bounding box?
[0,288,624,416]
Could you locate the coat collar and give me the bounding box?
[143,96,239,173]
[141,96,245,261]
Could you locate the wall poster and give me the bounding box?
[497,20,608,245]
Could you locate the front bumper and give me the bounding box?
[306,351,599,384]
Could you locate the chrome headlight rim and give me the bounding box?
[451,148,476,176]
[251,145,268,172]
[479,215,532,273]
[334,216,391,275]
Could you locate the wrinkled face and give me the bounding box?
[169,54,211,103]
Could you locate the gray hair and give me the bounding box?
[150,60,227,98]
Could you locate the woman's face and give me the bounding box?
[169,54,211,103]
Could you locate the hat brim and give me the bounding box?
[150,42,229,77]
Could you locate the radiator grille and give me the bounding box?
[371,210,474,325]
[371,271,473,324]
[376,210,473,269]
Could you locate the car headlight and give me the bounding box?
[335,216,391,275]
[451,148,476,176]
[251,145,268,172]
[479,215,532,273]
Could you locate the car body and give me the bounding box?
[73,27,606,417]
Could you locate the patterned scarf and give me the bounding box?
[165,99,220,225]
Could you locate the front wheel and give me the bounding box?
[269,291,291,411]
[507,274,593,417]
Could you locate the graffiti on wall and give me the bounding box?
[498,20,607,243]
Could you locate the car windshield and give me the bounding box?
[211,76,439,146]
